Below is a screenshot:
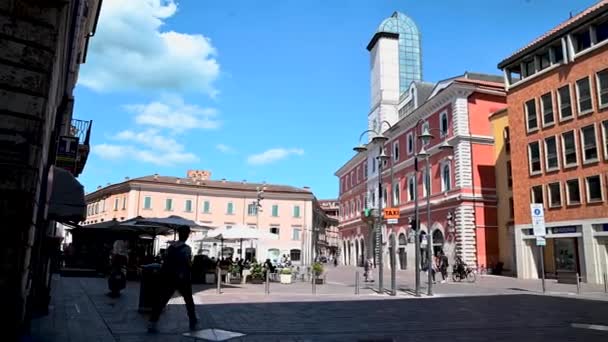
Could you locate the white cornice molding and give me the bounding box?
[335,152,366,176]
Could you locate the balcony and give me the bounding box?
[55,119,92,177]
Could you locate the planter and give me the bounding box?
[280,274,292,284]
[314,277,324,285]
[250,278,264,284]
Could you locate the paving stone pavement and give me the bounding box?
[26,270,608,342]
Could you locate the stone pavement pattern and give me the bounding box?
[26,268,608,342]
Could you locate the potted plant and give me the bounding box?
[280,268,292,284]
[312,262,324,284]
[228,264,241,284]
[249,262,265,284]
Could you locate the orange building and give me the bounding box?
[498,0,608,284]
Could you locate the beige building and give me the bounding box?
[83,170,319,265]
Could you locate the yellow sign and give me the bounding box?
[383,208,400,219]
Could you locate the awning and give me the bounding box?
[47,165,86,223]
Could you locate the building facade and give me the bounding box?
[489,108,516,273]
[498,0,608,284]
[317,200,340,259]
[83,170,317,265]
[0,0,99,337]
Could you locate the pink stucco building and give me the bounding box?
[82,170,318,265]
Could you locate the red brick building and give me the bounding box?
[498,0,608,284]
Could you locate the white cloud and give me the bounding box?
[93,143,199,166]
[125,95,220,132]
[114,129,182,151]
[216,144,234,153]
[79,0,220,96]
[247,148,304,165]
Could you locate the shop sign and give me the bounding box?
[383,208,399,219]
[552,226,577,234]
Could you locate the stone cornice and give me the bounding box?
[335,152,366,177]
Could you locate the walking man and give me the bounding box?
[439,252,449,283]
[148,226,198,333]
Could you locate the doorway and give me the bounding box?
[398,233,407,270]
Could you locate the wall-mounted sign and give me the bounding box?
[552,226,577,234]
[530,204,546,237]
[383,208,399,219]
[56,136,79,174]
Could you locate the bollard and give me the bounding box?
[576,273,581,294]
[216,267,221,294]
[355,271,360,295]
[265,271,270,295]
[604,273,607,294]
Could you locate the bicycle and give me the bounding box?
[452,264,476,283]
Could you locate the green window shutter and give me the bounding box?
[185,200,192,212]
[272,205,278,217]
[203,201,210,213]
[144,197,151,209]
[293,206,300,217]
[227,202,234,214]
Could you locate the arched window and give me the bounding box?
[441,162,452,192]
[440,111,449,137]
[393,181,400,205]
[407,176,415,201]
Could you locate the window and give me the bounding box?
[441,162,451,192]
[371,191,376,208]
[122,197,126,210]
[525,99,538,131]
[203,201,210,213]
[597,20,608,43]
[557,85,573,120]
[407,133,414,155]
[407,176,415,201]
[541,92,554,126]
[538,50,550,70]
[227,202,234,214]
[292,228,301,241]
[603,120,608,160]
[544,136,559,171]
[393,182,400,205]
[270,227,280,235]
[290,249,301,262]
[547,182,562,208]
[393,141,399,161]
[531,185,544,205]
[101,199,105,212]
[580,124,598,163]
[293,205,301,218]
[528,141,542,174]
[553,43,564,64]
[523,58,535,77]
[114,198,119,211]
[576,77,593,114]
[503,127,510,153]
[573,28,592,53]
[566,179,581,205]
[382,187,387,208]
[364,163,368,179]
[144,196,151,209]
[561,131,578,167]
[372,158,376,173]
[185,199,192,212]
[585,175,603,203]
[165,198,173,211]
[596,69,608,108]
[350,172,354,186]
[346,175,350,190]
[247,203,257,216]
[506,161,513,188]
[508,198,514,219]
[272,205,278,217]
[440,111,449,137]
[94,203,99,214]
[356,166,360,183]
[422,169,431,197]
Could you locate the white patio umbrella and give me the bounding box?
[132,215,213,239]
[202,224,278,259]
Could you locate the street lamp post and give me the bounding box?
[353,121,395,295]
[417,127,452,296]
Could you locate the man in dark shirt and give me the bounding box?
[148,226,198,333]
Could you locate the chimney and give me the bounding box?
[303,186,310,190]
[221,178,226,183]
[153,174,159,180]
[106,183,111,186]
[242,179,246,184]
[97,185,102,190]
[187,169,211,181]
[125,176,130,181]
[176,179,181,184]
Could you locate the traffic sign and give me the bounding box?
[530,203,546,237]
[383,208,399,219]
[536,237,546,246]
[386,218,398,224]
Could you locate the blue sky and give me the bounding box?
[76,0,596,199]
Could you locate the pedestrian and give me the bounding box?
[333,257,338,267]
[364,258,374,282]
[439,252,449,283]
[148,226,198,333]
[431,255,439,284]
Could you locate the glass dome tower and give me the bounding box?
[377,12,422,94]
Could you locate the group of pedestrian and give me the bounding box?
[427,251,449,284]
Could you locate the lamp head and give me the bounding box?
[353,144,368,153]
[371,134,389,145]
[419,127,434,145]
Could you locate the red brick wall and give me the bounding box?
[508,47,608,225]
